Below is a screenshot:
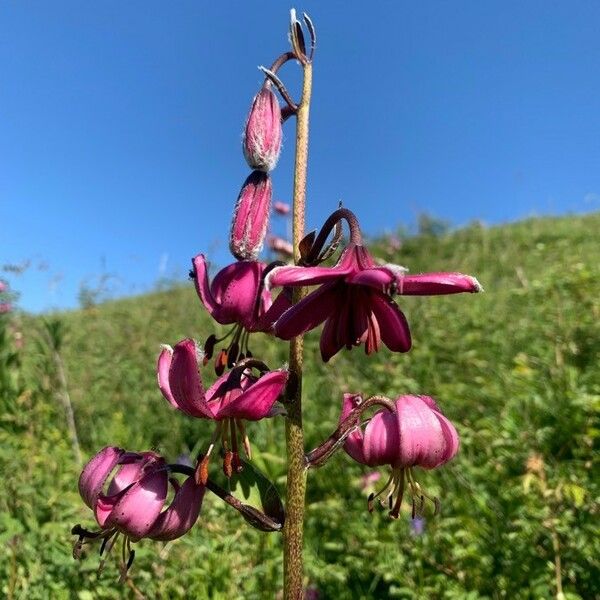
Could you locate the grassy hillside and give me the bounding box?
[2,213,599,599]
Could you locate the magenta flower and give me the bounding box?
[157,338,288,480]
[230,171,272,261]
[192,255,271,332]
[191,253,291,371]
[268,241,482,361]
[340,393,459,518]
[73,446,204,570]
[242,86,282,172]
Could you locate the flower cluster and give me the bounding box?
[73,447,204,573]
[73,11,482,583]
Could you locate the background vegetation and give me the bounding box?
[1,213,599,599]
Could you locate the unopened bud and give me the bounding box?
[273,201,290,215]
[229,171,272,260]
[268,235,294,258]
[242,87,282,172]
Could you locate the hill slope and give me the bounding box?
[2,213,599,599]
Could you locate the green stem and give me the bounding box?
[283,61,312,600]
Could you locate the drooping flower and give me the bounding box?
[242,86,282,172]
[268,240,482,362]
[157,339,288,480]
[230,171,272,261]
[73,446,204,571]
[191,254,291,371]
[340,393,459,518]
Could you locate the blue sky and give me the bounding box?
[2,1,599,312]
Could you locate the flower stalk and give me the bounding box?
[283,58,312,600]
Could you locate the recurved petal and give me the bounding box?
[147,477,205,541]
[362,410,400,467]
[252,288,292,333]
[274,282,339,340]
[394,396,458,469]
[98,469,169,542]
[210,261,265,329]
[398,272,483,295]
[267,264,343,288]
[216,370,288,420]
[157,345,178,409]
[340,394,367,465]
[79,446,125,510]
[320,312,345,362]
[370,292,411,352]
[347,267,395,290]
[167,339,215,419]
[191,254,221,318]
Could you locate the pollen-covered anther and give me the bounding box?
[222,450,234,478]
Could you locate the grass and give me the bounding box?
[1,212,599,599]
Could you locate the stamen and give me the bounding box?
[367,493,375,513]
[195,423,222,484]
[367,470,394,509]
[230,419,243,473]
[222,450,233,478]
[99,529,118,556]
[203,334,217,363]
[215,349,228,376]
[236,419,252,459]
[389,469,406,519]
[98,532,120,574]
[227,341,239,368]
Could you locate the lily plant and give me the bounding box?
[72,10,482,599]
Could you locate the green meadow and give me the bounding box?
[1,213,598,599]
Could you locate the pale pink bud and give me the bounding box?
[242,87,282,172]
[268,235,294,258]
[273,201,291,215]
[230,171,272,260]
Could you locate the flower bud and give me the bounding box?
[268,235,294,258]
[242,87,282,172]
[273,201,291,215]
[230,171,272,260]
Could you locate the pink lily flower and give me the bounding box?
[191,254,291,371]
[192,255,271,332]
[340,393,459,518]
[74,446,204,570]
[157,338,288,480]
[268,240,482,362]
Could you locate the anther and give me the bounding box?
[215,349,228,376]
[367,492,375,513]
[203,334,217,363]
[227,341,239,368]
[223,450,233,478]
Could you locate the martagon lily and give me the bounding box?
[267,208,482,361]
[73,446,204,572]
[157,338,288,481]
[191,255,291,373]
[340,393,459,519]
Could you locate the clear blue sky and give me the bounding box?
[2,1,599,312]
